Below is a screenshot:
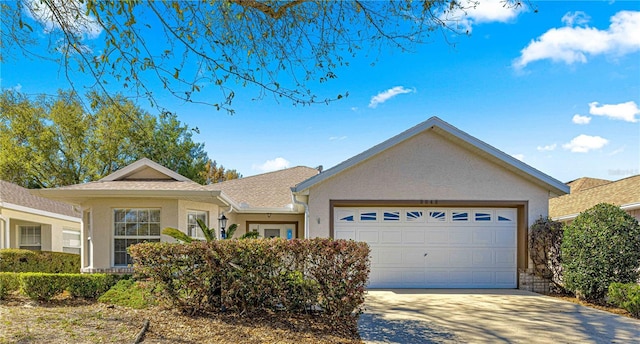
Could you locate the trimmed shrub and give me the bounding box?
[608,282,640,318]
[65,274,120,299]
[98,278,157,309]
[528,217,564,290]
[20,272,66,301]
[0,249,80,273]
[0,272,20,299]
[128,238,370,318]
[562,203,640,301]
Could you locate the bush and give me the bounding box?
[608,283,640,318]
[65,274,120,299]
[98,278,157,309]
[20,273,66,301]
[0,272,20,299]
[0,249,80,273]
[528,217,564,290]
[128,238,370,318]
[562,203,640,301]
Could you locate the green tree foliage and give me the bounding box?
[562,203,640,301]
[201,159,242,184]
[162,221,239,242]
[1,1,528,113]
[0,89,211,187]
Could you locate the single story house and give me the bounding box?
[550,175,640,223]
[35,117,569,288]
[0,180,81,253]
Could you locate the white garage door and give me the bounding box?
[334,207,517,288]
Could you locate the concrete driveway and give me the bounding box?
[359,289,640,343]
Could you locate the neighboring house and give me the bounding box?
[550,175,640,223]
[35,117,569,289]
[0,180,81,253]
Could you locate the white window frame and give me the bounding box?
[113,208,161,266]
[187,210,208,239]
[19,225,42,251]
[62,228,81,254]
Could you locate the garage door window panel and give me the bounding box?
[359,211,378,222]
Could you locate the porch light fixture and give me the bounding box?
[219,214,228,239]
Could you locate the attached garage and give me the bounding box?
[334,207,517,288]
[292,117,569,289]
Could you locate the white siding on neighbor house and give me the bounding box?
[307,131,550,239]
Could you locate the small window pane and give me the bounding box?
[452,212,469,222]
[475,212,492,221]
[360,212,377,221]
[383,211,400,221]
[406,211,424,222]
[149,223,161,236]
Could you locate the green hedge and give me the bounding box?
[0,249,81,273]
[0,272,20,299]
[608,283,640,318]
[562,203,640,301]
[129,238,370,318]
[0,272,119,301]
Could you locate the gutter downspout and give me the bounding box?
[292,193,309,239]
[0,213,7,249]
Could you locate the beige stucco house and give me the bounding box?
[0,180,81,253]
[550,175,640,223]
[36,117,569,288]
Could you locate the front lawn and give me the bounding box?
[0,295,362,344]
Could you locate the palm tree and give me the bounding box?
[162,219,239,243]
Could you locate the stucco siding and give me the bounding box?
[1,208,80,252]
[307,130,551,238]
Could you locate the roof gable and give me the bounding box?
[566,177,611,193]
[293,116,569,196]
[99,158,191,182]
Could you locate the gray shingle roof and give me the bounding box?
[0,180,80,218]
[550,175,640,218]
[207,166,318,209]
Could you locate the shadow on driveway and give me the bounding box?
[359,289,640,344]
[358,312,459,344]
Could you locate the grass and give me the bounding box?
[97,278,157,309]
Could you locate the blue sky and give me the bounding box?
[2,1,639,183]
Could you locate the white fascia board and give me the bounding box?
[232,207,302,214]
[293,116,570,196]
[0,202,81,222]
[99,158,191,182]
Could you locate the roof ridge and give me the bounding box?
[211,165,316,186]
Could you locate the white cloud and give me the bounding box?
[442,0,526,33]
[25,0,102,39]
[572,114,592,125]
[561,11,591,27]
[589,101,640,123]
[329,136,347,141]
[514,11,640,69]
[252,157,290,172]
[537,144,557,152]
[368,86,414,108]
[608,146,625,156]
[562,134,609,153]
[512,154,525,161]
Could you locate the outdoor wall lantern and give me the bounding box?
[219,214,227,239]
